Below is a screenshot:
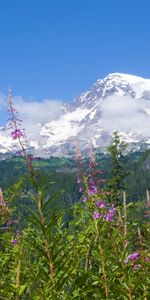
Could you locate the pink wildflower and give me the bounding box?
[132,264,141,270]
[104,205,115,222]
[93,211,101,220]
[128,252,140,261]
[104,213,114,222]
[11,239,18,245]
[96,201,106,208]
[11,129,25,140]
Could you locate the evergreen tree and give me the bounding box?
[107,131,129,205]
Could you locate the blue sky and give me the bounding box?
[0,0,150,124]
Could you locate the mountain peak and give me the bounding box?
[103,72,147,83]
[93,72,150,100]
[1,72,150,157]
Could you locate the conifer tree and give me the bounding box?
[107,131,129,205]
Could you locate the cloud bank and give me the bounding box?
[100,95,150,137]
[13,97,64,140]
[0,93,63,141]
[2,91,150,145]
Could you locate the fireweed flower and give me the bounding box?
[104,205,115,222]
[128,252,140,261]
[82,195,87,202]
[8,88,22,131]
[27,155,34,161]
[88,181,97,194]
[88,186,97,195]
[11,129,25,140]
[93,211,101,219]
[124,252,140,265]
[88,177,97,195]
[7,88,36,168]
[104,213,114,222]
[96,201,106,208]
[76,175,84,194]
[7,87,32,166]
[108,206,115,215]
[8,87,27,152]
[132,264,141,270]
[11,239,18,245]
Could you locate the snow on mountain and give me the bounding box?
[41,107,89,147]
[1,72,150,157]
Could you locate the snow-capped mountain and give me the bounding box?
[1,72,150,157]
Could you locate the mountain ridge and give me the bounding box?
[1,72,150,157]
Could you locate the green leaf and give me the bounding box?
[19,284,27,295]
[42,190,64,213]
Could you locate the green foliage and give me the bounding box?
[1,142,150,298]
[0,175,150,299]
[107,131,129,205]
[1,149,150,205]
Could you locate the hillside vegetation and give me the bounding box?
[0,133,150,299]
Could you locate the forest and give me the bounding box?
[0,131,150,299]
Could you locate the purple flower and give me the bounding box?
[88,186,97,195]
[104,205,115,222]
[11,129,24,140]
[89,178,95,184]
[11,239,17,245]
[96,201,105,208]
[93,211,101,220]
[132,264,141,270]
[88,178,97,195]
[82,196,87,202]
[104,213,114,222]
[27,155,34,162]
[128,252,140,261]
[108,206,115,215]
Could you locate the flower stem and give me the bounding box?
[99,243,109,298]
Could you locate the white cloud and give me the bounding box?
[0,91,64,145]
[100,95,150,136]
[2,90,150,146]
[14,97,63,124]
[13,97,64,141]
